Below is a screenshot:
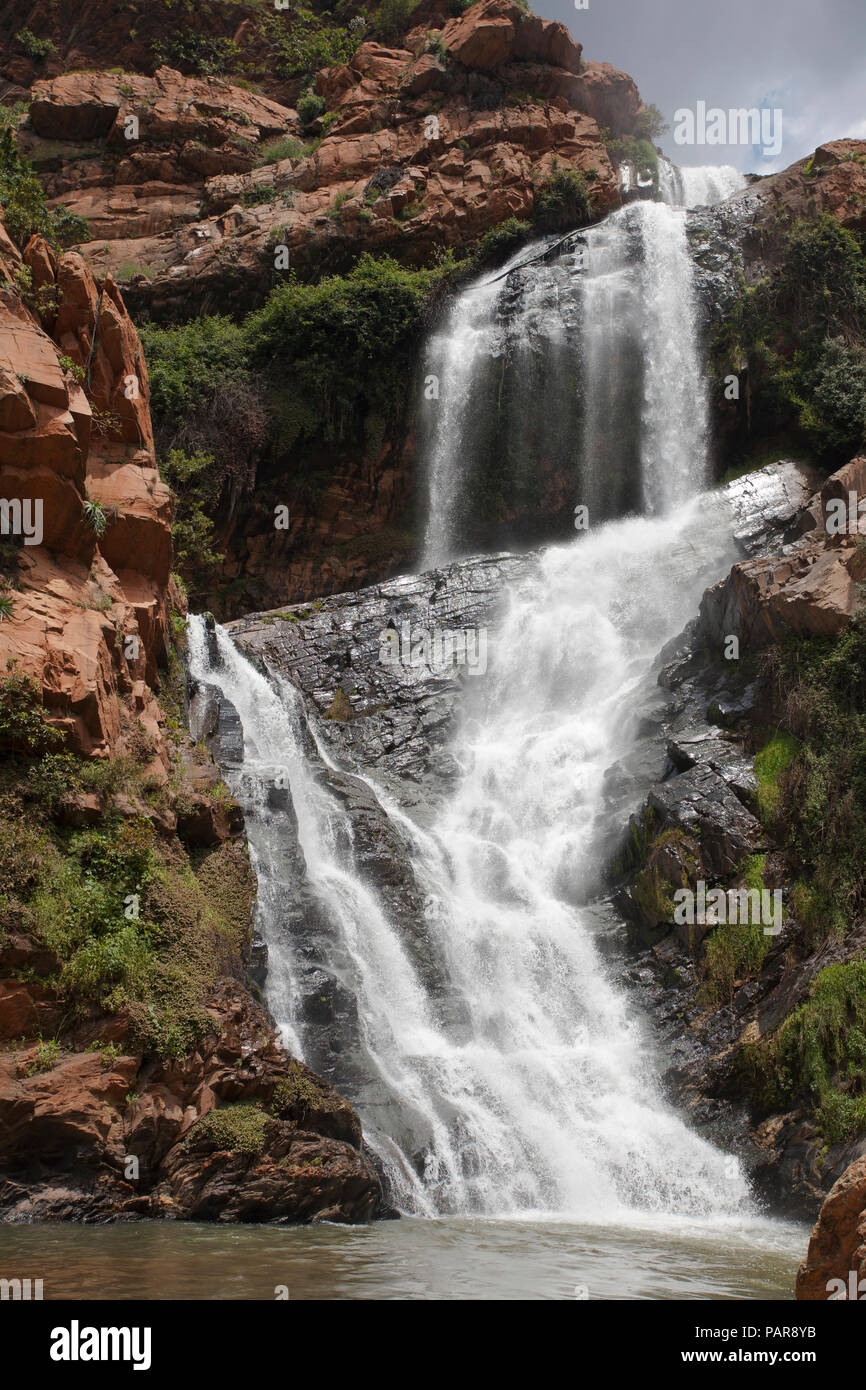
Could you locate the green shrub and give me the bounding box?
[158,449,224,601]
[260,5,359,82]
[62,923,154,1003]
[469,217,531,270]
[254,136,311,167]
[763,617,866,941]
[22,1039,60,1076]
[192,1102,269,1154]
[608,135,659,191]
[0,670,62,756]
[139,316,248,423]
[15,29,55,62]
[714,214,866,466]
[633,104,667,141]
[0,129,89,249]
[753,959,866,1142]
[297,89,326,130]
[533,169,594,232]
[371,0,421,42]
[151,32,239,75]
[246,253,449,444]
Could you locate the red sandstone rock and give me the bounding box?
[797,1155,866,1299]
[0,210,172,757]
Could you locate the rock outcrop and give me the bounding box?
[0,979,380,1223]
[613,458,866,1216]
[797,1156,866,1299]
[0,217,173,757]
[698,458,866,651]
[0,1,645,320]
[0,193,380,1226]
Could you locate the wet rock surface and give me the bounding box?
[0,980,380,1223]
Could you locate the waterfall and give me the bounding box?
[189,493,750,1221]
[659,159,748,208]
[420,198,711,566]
[187,176,757,1223]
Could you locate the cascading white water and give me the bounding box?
[421,197,712,564]
[419,256,517,572]
[188,177,758,1223]
[658,159,748,208]
[190,496,751,1221]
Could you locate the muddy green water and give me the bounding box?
[0,1213,806,1300]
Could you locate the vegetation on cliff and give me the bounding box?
[0,654,256,1061]
[0,124,89,249]
[715,214,866,469]
[142,253,458,603]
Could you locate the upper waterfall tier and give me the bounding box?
[421,200,708,569]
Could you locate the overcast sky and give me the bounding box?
[538,0,866,173]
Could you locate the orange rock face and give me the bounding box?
[0,219,173,757]
[701,459,866,650]
[0,979,381,1223]
[5,2,642,316]
[797,1155,866,1299]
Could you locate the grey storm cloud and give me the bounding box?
[537,0,866,172]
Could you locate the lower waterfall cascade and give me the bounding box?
[188,168,759,1224]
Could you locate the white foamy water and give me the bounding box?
[188,187,765,1230]
[659,159,748,208]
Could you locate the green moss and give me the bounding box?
[271,1062,321,1117]
[754,732,800,823]
[742,958,866,1141]
[192,1102,269,1154]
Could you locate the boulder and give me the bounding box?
[797,1156,866,1299]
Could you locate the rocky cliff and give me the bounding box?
[0,192,379,1221]
[1,0,655,617]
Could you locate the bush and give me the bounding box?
[62,924,154,1004]
[608,135,659,190]
[151,32,239,75]
[469,217,530,270]
[0,129,89,249]
[754,960,866,1142]
[0,670,62,756]
[533,169,594,233]
[140,315,264,535]
[261,5,359,82]
[15,29,55,62]
[192,1102,269,1154]
[372,0,421,42]
[766,616,866,940]
[246,253,448,443]
[714,214,866,467]
[159,449,224,602]
[297,90,326,130]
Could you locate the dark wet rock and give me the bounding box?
[648,766,767,877]
[227,553,530,806]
